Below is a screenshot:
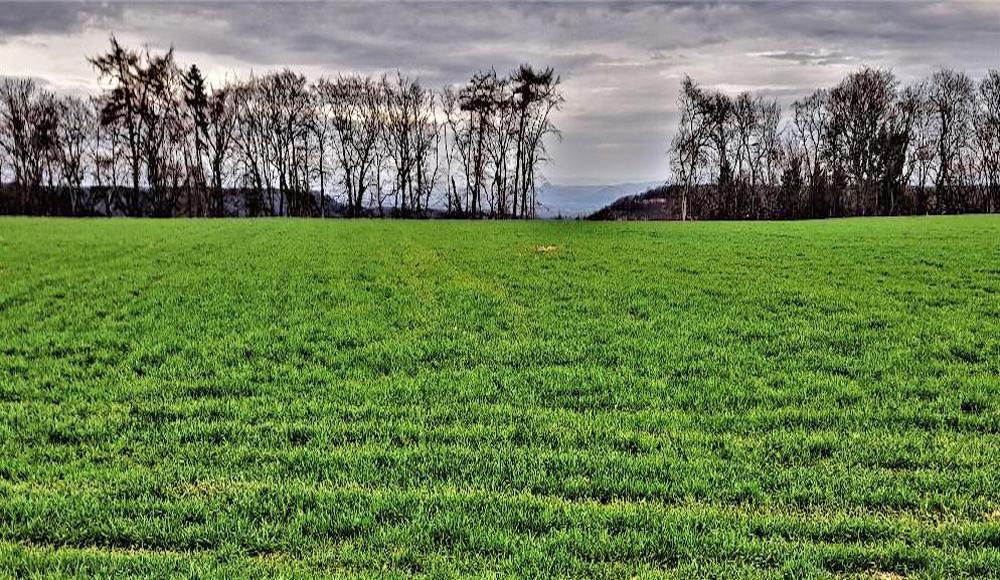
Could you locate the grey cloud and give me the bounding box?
[0,2,120,39]
[757,50,855,66]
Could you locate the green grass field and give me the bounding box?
[1,216,999,578]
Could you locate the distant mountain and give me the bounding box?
[587,185,684,220]
[536,181,663,218]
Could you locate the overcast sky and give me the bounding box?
[1,1,998,185]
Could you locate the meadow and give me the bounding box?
[1,216,999,578]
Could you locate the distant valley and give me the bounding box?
[536,181,663,218]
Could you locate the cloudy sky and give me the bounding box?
[1,1,998,185]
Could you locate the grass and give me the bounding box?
[0,216,998,578]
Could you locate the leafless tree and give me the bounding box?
[258,70,313,216]
[0,77,58,213]
[974,70,1000,213]
[512,65,562,218]
[54,96,96,214]
[90,36,184,215]
[669,76,710,221]
[790,90,831,216]
[203,85,237,216]
[665,67,1000,219]
[928,68,976,211]
[315,74,384,215]
[826,67,898,215]
[381,72,438,215]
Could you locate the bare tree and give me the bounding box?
[204,85,237,216]
[231,76,269,215]
[0,77,58,213]
[665,68,999,219]
[382,73,438,215]
[928,68,976,212]
[791,90,831,216]
[257,70,312,216]
[900,82,936,212]
[756,101,782,188]
[730,92,781,217]
[442,84,475,215]
[827,67,898,215]
[513,65,562,218]
[974,70,1000,213]
[54,96,96,214]
[315,74,384,215]
[669,76,710,221]
[91,36,183,215]
[457,70,501,216]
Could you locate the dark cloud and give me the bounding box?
[0,2,120,39]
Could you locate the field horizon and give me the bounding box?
[2,216,999,577]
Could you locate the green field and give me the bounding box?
[1,216,999,578]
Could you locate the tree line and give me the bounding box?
[669,67,1000,219]
[0,37,562,218]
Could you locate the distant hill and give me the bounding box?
[537,181,662,218]
[588,184,685,220]
[4,181,677,219]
